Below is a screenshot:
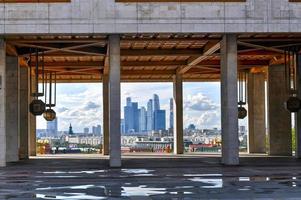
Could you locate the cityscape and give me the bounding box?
[36,93,248,154]
[122,94,167,135]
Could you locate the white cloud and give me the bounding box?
[184,93,218,112]
[183,92,220,129]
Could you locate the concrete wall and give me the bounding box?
[0,0,301,34]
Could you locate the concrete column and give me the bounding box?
[109,35,121,167]
[173,73,184,154]
[220,34,239,165]
[29,74,36,156]
[102,74,109,155]
[0,40,6,167]
[19,67,29,159]
[6,56,19,162]
[247,73,266,154]
[268,65,291,156]
[296,55,301,158]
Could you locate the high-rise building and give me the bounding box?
[92,125,101,135]
[132,102,139,132]
[126,97,131,106]
[124,97,134,133]
[124,97,139,133]
[84,127,89,134]
[154,110,166,131]
[146,99,153,131]
[139,107,147,132]
[124,95,167,134]
[120,119,125,134]
[169,98,174,130]
[46,117,58,137]
[153,94,160,111]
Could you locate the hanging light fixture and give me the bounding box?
[29,49,46,116]
[238,70,248,119]
[43,72,57,121]
[284,47,301,113]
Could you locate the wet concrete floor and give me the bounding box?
[1,156,301,199]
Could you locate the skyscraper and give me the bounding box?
[153,94,166,131]
[153,94,160,111]
[132,102,139,132]
[124,97,139,133]
[92,125,101,135]
[124,97,134,133]
[154,110,166,131]
[139,107,147,132]
[120,119,125,134]
[147,99,153,131]
[46,117,58,137]
[84,127,89,134]
[126,97,131,106]
[169,98,174,130]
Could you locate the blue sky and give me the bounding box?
[37,82,246,133]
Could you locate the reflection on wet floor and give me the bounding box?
[2,158,301,199]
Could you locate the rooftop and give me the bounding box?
[1,154,301,199]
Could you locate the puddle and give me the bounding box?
[188,178,223,188]
[121,169,154,174]
[122,185,166,196]
[36,193,105,199]
[36,184,103,190]
[239,177,250,182]
[183,174,222,177]
[175,186,194,189]
[133,174,154,177]
[35,176,79,178]
[42,170,106,175]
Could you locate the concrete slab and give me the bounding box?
[1,0,301,34]
[1,156,301,199]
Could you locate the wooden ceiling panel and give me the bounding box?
[9,33,301,82]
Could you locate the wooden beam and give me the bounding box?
[31,61,103,68]
[238,41,284,54]
[40,42,105,56]
[11,41,106,57]
[121,49,202,57]
[122,38,218,43]
[121,69,175,75]
[6,39,107,43]
[103,46,109,75]
[6,43,18,56]
[177,41,221,74]
[122,60,187,67]
[197,59,270,66]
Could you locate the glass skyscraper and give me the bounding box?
[147,99,153,131]
[124,97,134,133]
[154,110,166,131]
[124,97,139,134]
[153,94,160,111]
[139,107,147,132]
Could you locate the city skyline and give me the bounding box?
[123,94,167,134]
[36,82,241,133]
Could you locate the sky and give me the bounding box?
[37,82,247,133]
